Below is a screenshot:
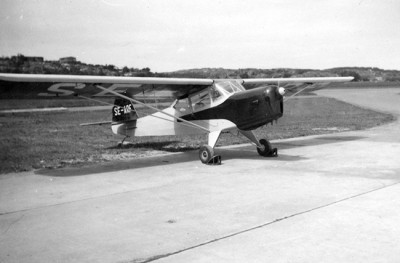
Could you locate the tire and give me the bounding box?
[257,139,272,156]
[199,145,214,164]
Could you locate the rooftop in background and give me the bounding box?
[59,57,77,64]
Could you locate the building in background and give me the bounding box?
[59,57,77,64]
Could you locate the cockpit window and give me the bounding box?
[175,82,242,113]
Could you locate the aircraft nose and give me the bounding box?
[264,86,285,101]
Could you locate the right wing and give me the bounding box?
[0,73,213,85]
[0,73,213,99]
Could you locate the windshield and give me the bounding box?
[215,81,245,94]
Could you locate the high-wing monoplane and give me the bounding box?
[0,73,353,164]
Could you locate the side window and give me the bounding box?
[191,89,211,111]
[174,98,190,113]
[210,86,221,102]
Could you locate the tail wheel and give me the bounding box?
[199,145,214,164]
[257,139,272,156]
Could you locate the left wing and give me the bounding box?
[241,76,353,84]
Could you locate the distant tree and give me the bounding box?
[239,72,249,78]
[105,64,115,71]
[14,54,25,66]
[11,67,21,73]
[69,65,81,75]
[31,65,43,74]
[98,68,105,76]
[295,69,311,75]
[338,70,361,82]
[122,66,129,74]
[283,71,292,78]
[386,76,400,81]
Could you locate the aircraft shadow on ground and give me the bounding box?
[36,135,364,177]
[276,135,364,149]
[106,140,198,152]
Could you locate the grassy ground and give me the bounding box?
[0,98,113,110]
[327,81,400,89]
[0,98,171,110]
[0,96,394,174]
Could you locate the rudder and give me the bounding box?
[111,95,138,136]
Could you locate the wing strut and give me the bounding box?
[283,83,317,102]
[94,85,211,133]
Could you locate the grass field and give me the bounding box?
[0,98,113,110]
[327,81,400,89]
[0,98,172,110]
[0,96,394,174]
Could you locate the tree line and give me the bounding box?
[1,54,400,81]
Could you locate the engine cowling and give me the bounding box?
[263,86,284,118]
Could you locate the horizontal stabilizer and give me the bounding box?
[80,121,112,126]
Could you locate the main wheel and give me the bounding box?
[199,145,214,164]
[257,139,272,156]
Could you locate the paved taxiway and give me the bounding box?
[1,88,400,262]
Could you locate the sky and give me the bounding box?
[1,0,399,72]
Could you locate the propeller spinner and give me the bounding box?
[278,87,286,96]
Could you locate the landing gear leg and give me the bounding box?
[121,136,128,144]
[118,136,131,148]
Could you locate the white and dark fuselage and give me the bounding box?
[111,80,284,138]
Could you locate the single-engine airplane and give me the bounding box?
[0,73,353,164]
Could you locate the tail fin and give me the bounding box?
[111,94,138,136]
